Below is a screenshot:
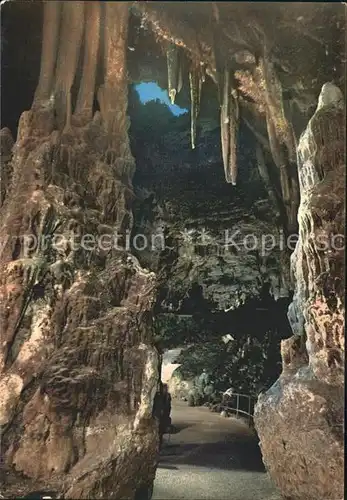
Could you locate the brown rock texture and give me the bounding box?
[0,2,159,498]
[0,127,14,207]
[254,83,345,500]
[1,2,345,498]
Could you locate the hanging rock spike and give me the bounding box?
[221,69,230,178]
[189,66,203,149]
[220,69,239,185]
[33,2,61,104]
[177,58,183,94]
[167,43,179,104]
[75,1,101,120]
[228,88,239,186]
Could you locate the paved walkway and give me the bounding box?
[153,400,281,500]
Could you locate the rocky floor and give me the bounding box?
[1,400,281,499]
[153,400,281,500]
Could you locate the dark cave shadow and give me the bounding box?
[19,492,57,499]
[157,464,180,470]
[169,423,193,434]
[159,439,266,473]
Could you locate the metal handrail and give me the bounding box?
[211,391,255,426]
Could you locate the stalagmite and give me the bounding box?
[189,66,203,149]
[75,2,101,120]
[167,43,180,104]
[33,2,61,104]
[54,1,85,130]
[220,69,239,185]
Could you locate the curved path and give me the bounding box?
[153,400,281,500]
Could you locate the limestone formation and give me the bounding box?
[166,43,181,105]
[220,69,239,185]
[132,118,290,313]
[189,64,203,150]
[254,83,345,500]
[0,3,159,498]
[0,2,345,499]
[0,128,14,207]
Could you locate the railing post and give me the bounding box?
[236,393,239,417]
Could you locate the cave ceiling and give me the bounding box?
[130,1,345,229]
[2,1,346,225]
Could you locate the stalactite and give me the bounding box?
[177,58,183,94]
[259,51,296,163]
[255,141,282,219]
[136,3,215,77]
[167,43,180,104]
[65,90,72,131]
[54,1,85,130]
[33,2,62,104]
[75,2,101,121]
[266,108,297,232]
[228,88,239,186]
[189,66,203,150]
[98,2,129,145]
[266,112,286,170]
[257,46,300,232]
[242,115,270,152]
[257,50,299,225]
[211,2,224,107]
[220,69,239,185]
[290,166,300,230]
[103,3,129,89]
[266,113,290,198]
[97,85,106,127]
[221,69,230,176]
[212,2,220,23]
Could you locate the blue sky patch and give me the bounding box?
[135,82,188,116]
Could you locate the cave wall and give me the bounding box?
[0,3,159,498]
[131,105,291,313]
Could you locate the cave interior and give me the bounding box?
[0,2,345,499]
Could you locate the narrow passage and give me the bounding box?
[153,400,281,500]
